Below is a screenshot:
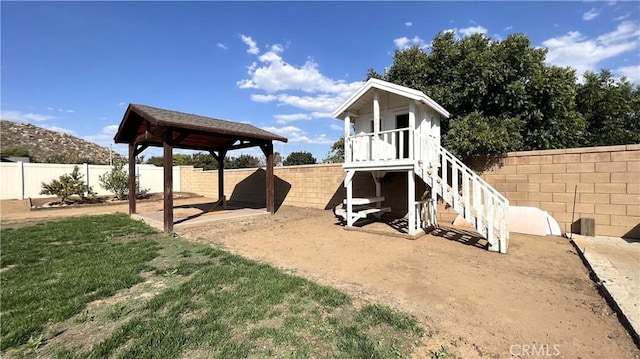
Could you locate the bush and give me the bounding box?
[40,166,95,203]
[99,162,149,200]
[1,145,31,160]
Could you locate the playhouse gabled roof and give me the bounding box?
[332,78,450,120]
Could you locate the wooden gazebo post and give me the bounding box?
[128,143,136,215]
[261,142,275,214]
[210,149,227,205]
[163,129,173,232]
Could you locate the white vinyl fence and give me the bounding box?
[0,162,181,200]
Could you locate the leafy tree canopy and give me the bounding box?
[369,32,639,161]
[146,152,262,170]
[283,151,316,166]
[324,137,345,163]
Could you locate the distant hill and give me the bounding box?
[0,120,124,164]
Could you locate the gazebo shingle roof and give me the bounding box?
[114,104,287,149]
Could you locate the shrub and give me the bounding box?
[1,145,31,160]
[99,162,149,200]
[40,166,95,203]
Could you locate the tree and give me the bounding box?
[40,166,95,203]
[99,162,149,200]
[577,70,640,146]
[225,154,261,169]
[374,32,592,161]
[283,151,316,166]
[146,153,262,169]
[145,153,193,167]
[146,156,164,167]
[324,137,344,163]
[191,152,217,170]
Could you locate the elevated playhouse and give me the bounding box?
[333,79,509,254]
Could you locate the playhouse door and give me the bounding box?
[396,114,409,159]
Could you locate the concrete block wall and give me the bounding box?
[481,144,639,238]
[180,144,639,239]
[180,164,375,211]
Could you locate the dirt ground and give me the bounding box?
[2,198,638,358]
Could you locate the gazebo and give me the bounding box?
[114,104,288,232]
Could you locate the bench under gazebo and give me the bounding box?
[114,104,288,232]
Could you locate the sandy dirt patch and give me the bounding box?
[177,206,639,359]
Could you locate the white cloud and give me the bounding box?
[237,34,365,149]
[458,26,488,37]
[273,113,311,122]
[504,26,513,31]
[217,43,228,50]
[240,34,260,55]
[46,107,74,113]
[1,110,55,122]
[583,8,600,21]
[267,93,350,113]
[117,102,126,106]
[273,111,333,124]
[543,21,640,79]
[614,13,630,21]
[393,36,428,50]
[83,124,119,148]
[238,44,362,95]
[617,65,640,84]
[597,21,639,45]
[405,22,412,27]
[250,94,277,103]
[330,123,343,131]
[262,126,333,144]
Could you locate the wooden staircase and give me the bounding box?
[415,135,510,253]
[335,132,510,253]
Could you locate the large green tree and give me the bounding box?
[577,69,640,146]
[369,32,600,161]
[283,151,316,166]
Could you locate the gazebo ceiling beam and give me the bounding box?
[227,140,266,151]
[133,127,167,145]
[133,144,149,157]
[171,131,191,147]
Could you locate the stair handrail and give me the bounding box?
[425,137,508,205]
[421,135,509,252]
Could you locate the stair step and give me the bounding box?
[335,207,391,220]
[343,196,385,205]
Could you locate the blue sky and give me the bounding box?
[2,1,639,162]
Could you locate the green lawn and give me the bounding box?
[1,214,423,358]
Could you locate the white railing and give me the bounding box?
[413,199,437,234]
[343,129,509,253]
[345,128,412,163]
[422,138,509,253]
